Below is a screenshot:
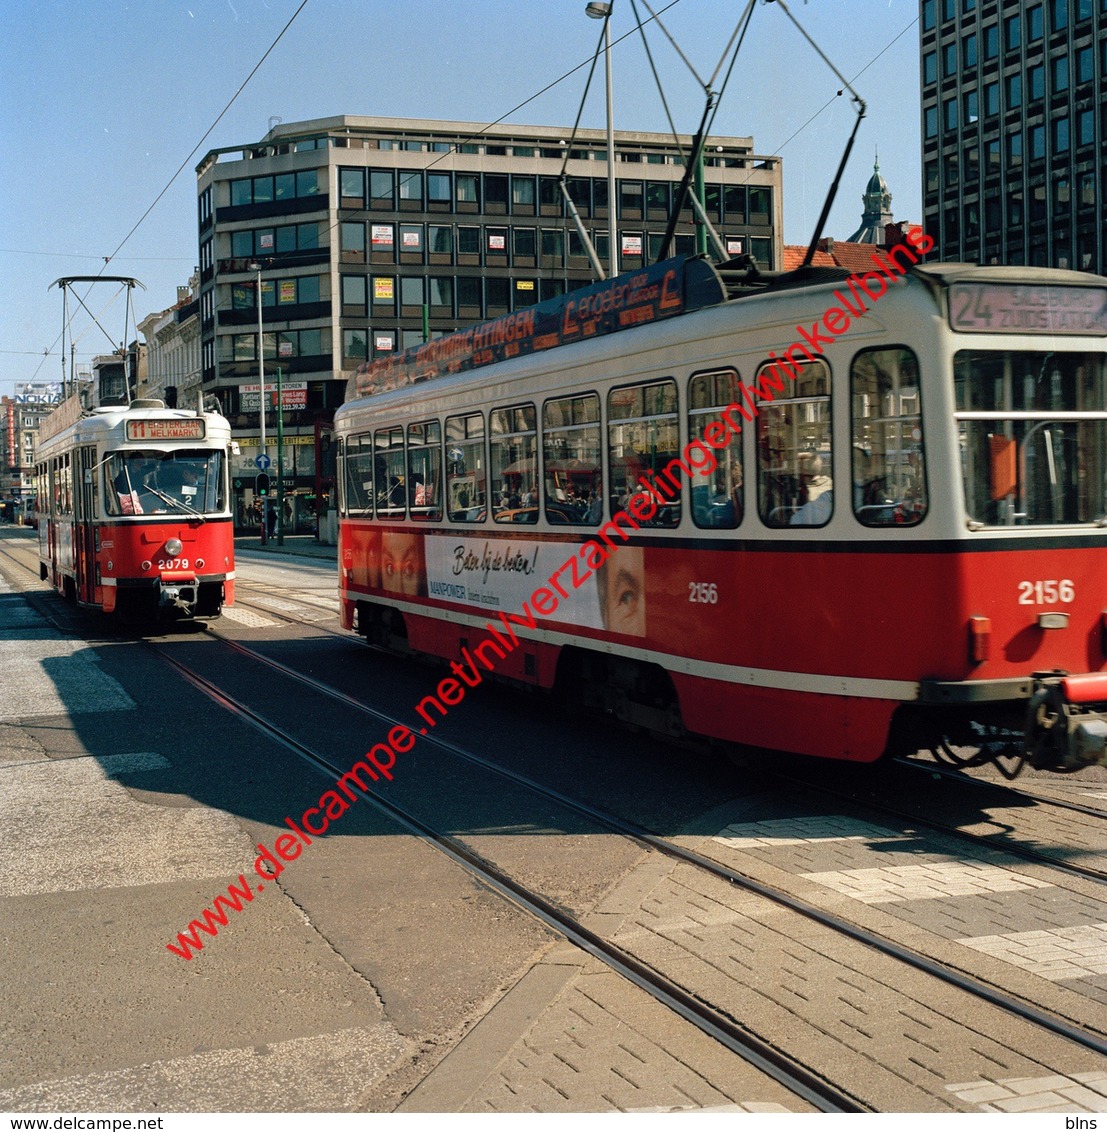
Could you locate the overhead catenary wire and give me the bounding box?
[18,0,920,387]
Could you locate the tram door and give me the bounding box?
[76,446,97,605]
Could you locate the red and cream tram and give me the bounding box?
[335,245,1107,774]
[35,397,235,620]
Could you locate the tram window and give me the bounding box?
[445,413,487,521]
[755,359,832,528]
[490,404,538,523]
[83,446,98,519]
[407,421,442,521]
[54,455,72,515]
[954,350,1106,526]
[542,394,602,525]
[851,348,928,527]
[607,379,681,528]
[375,427,406,518]
[344,434,374,517]
[688,370,743,529]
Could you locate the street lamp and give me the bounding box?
[248,260,267,544]
[586,1,617,280]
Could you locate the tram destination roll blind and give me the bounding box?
[948,283,1107,336]
[125,419,207,441]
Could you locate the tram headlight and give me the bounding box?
[165,537,183,557]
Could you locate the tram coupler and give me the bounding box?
[158,574,199,616]
[1025,673,1107,770]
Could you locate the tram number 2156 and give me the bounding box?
[688,582,719,604]
[1018,579,1075,605]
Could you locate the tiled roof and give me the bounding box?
[781,245,837,271]
[821,240,896,274]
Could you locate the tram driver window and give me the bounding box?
[607,379,681,528]
[954,349,1106,526]
[542,394,602,525]
[689,369,743,529]
[105,450,226,516]
[851,347,928,527]
[755,359,832,527]
[490,405,538,523]
[446,413,487,522]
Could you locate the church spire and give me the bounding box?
[847,153,895,243]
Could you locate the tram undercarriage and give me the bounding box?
[898,674,1107,777]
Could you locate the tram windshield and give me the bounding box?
[105,449,226,518]
[955,350,1106,527]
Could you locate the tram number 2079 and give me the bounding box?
[688,582,719,604]
[1018,579,1075,605]
[157,557,191,570]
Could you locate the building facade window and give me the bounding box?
[1005,14,1021,50]
[1028,4,1044,39]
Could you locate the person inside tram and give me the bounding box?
[789,449,832,525]
[111,464,140,514]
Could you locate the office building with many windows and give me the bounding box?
[920,0,1105,272]
[194,115,781,528]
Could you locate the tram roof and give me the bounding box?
[343,256,1107,406]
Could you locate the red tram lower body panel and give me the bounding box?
[42,517,234,619]
[339,522,1106,765]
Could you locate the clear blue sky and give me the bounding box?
[0,0,921,394]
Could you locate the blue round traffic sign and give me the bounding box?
[255,454,271,470]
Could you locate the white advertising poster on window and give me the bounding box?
[423,533,601,629]
[621,235,643,256]
[371,224,394,246]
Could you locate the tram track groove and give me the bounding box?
[892,754,1107,822]
[229,587,1107,889]
[4,541,1105,1098]
[202,603,1107,1060]
[146,634,857,1114]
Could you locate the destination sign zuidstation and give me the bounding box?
[347,256,726,399]
[125,419,207,441]
[948,283,1107,335]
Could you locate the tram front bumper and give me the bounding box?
[1026,673,1107,771]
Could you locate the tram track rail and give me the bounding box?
[892,754,1107,822]
[228,587,1107,889]
[148,633,854,1114]
[3,538,1106,1109]
[200,600,1107,1062]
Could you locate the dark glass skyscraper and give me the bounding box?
[920,0,1105,273]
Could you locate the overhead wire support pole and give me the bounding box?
[656,96,714,263]
[561,13,611,279]
[765,0,868,268]
[50,275,146,401]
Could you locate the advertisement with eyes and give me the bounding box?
[380,529,427,597]
[422,534,648,640]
